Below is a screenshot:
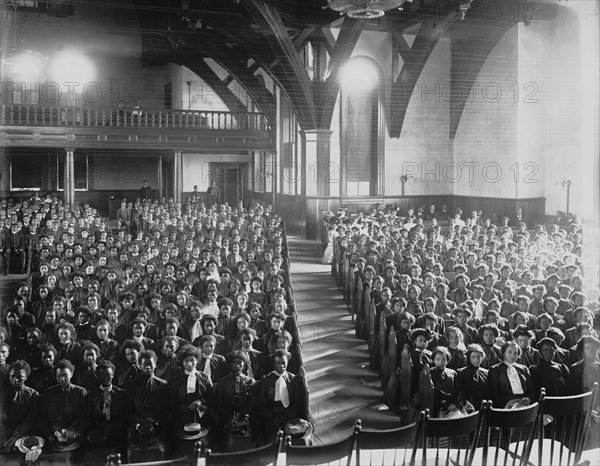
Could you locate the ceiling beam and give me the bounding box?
[389,0,461,138]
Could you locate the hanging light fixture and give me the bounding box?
[324,0,410,20]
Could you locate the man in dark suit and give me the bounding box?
[257,349,303,445]
[2,223,26,274]
[139,180,152,202]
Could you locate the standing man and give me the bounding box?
[206,181,221,208]
[2,223,26,275]
[140,180,152,202]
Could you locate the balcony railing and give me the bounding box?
[1,104,271,131]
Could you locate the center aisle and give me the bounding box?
[287,237,401,445]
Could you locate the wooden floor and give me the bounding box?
[287,237,402,446]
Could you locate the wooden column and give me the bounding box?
[173,150,183,203]
[301,129,333,198]
[64,148,75,206]
[157,155,163,201]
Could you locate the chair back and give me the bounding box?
[106,448,200,466]
[540,382,599,466]
[356,413,423,466]
[420,409,485,466]
[205,430,283,466]
[480,398,543,466]
[285,421,360,466]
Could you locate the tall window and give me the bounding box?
[340,59,381,197]
[281,97,300,195]
[10,153,43,191]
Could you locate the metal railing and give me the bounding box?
[1,104,271,131]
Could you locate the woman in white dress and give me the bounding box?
[321,225,339,265]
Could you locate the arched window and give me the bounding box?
[340,58,384,197]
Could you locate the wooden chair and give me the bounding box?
[528,383,599,466]
[348,263,356,315]
[285,421,360,466]
[106,441,202,465]
[356,413,423,466]
[205,431,284,466]
[418,409,486,466]
[473,398,543,466]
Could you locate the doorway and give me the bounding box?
[214,164,243,206]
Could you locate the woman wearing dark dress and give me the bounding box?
[478,324,503,369]
[530,337,570,397]
[214,351,257,451]
[457,344,489,410]
[487,341,536,408]
[430,347,462,418]
[445,327,467,370]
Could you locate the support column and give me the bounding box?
[173,150,183,203]
[270,151,277,209]
[301,129,333,197]
[157,155,163,201]
[64,148,75,206]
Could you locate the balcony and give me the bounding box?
[0,104,275,152]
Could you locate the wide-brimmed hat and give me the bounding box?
[48,436,83,452]
[176,422,208,441]
[284,418,312,439]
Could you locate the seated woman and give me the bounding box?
[409,328,433,404]
[445,327,467,370]
[266,330,301,375]
[196,335,229,385]
[115,340,143,388]
[487,341,535,408]
[125,350,170,461]
[214,351,257,452]
[76,361,127,462]
[0,360,40,454]
[237,328,265,380]
[27,343,57,393]
[168,345,213,443]
[478,324,503,369]
[259,311,287,355]
[512,325,540,367]
[530,337,570,397]
[248,303,268,341]
[74,342,101,392]
[257,349,303,446]
[457,344,489,410]
[40,359,87,452]
[568,335,600,395]
[155,336,181,382]
[390,311,414,361]
[430,347,463,418]
[568,335,600,451]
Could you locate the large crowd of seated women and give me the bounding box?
[0,194,308,463]
[327,204,599,447]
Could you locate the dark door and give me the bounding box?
[223,168,240,207]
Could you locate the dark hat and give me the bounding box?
[410,328,432,341]
[48,436,83,452]
[536,337,557,351]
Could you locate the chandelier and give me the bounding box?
[324,0,410,19]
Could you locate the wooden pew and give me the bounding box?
[368,298,378,370]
